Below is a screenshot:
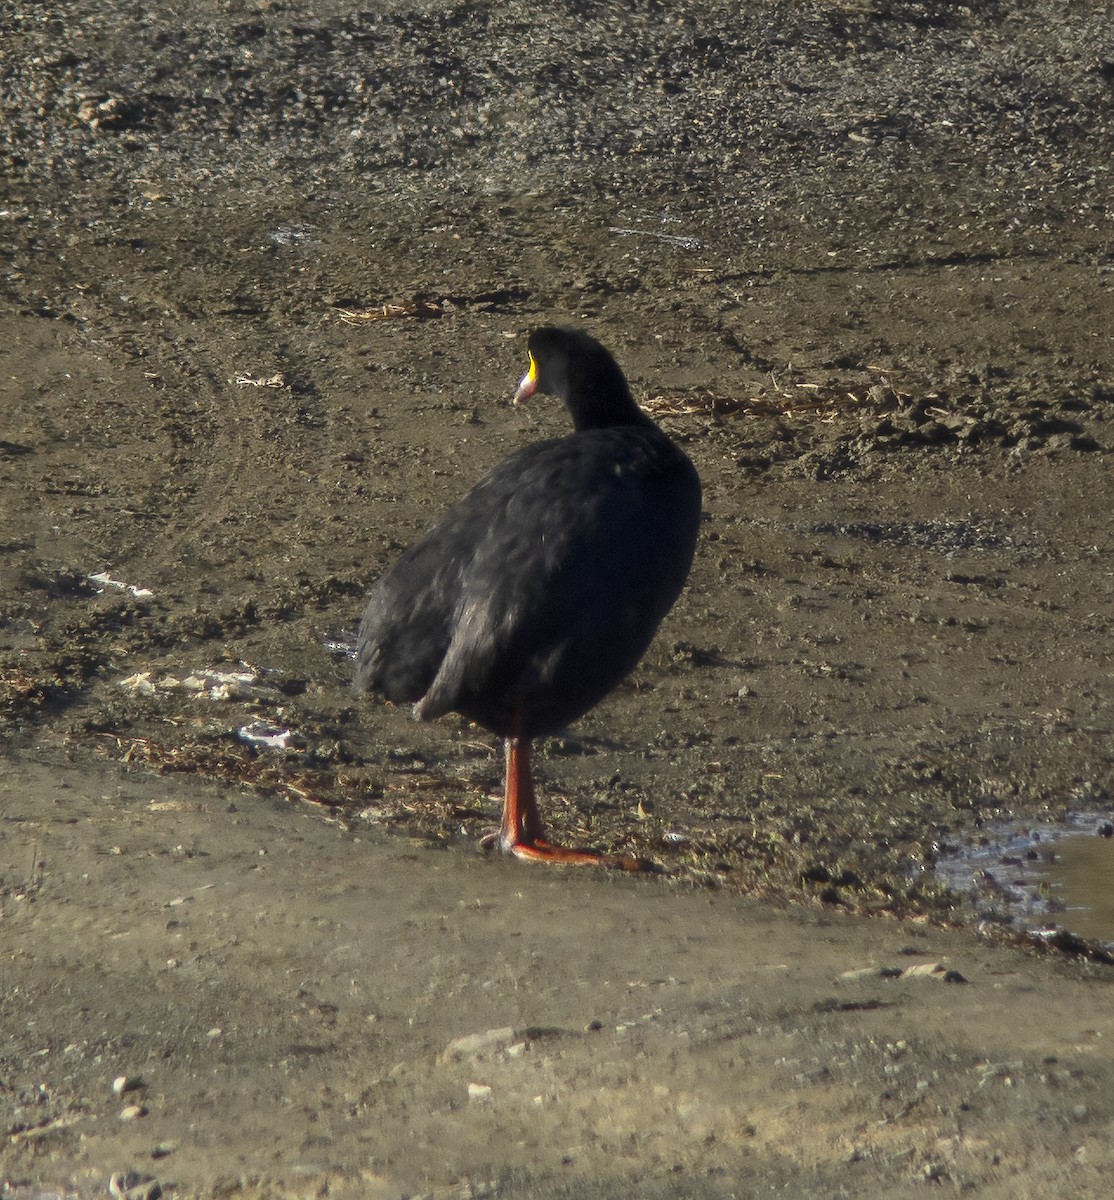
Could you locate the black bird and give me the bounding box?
[354,327,701,865]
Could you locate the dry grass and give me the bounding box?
[644,366,910,422]
[337,299,442,324]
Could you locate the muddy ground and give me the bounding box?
[2,0,1114,1195]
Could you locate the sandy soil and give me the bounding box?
[4,751,1114,1200]
[2,0,1113,1195]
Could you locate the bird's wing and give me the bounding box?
[416,430,698,725]
[353,435,569,702]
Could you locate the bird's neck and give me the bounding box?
[567,384,655,432]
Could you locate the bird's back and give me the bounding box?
[354,422,700,739]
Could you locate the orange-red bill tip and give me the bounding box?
[513,352,538,405]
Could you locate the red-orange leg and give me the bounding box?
[497,736,547,849]
[483,735,655,870]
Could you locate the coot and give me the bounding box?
[354,327,701,865]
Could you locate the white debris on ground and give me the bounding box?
[88,571,154,598]
[116,666,283,703]
[115,666,296,751]
[116,672,160,697]
[236,720,294,750]
[322,633,357,660]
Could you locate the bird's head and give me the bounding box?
[512,326,647,431]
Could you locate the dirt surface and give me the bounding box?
[5,753,1114,1200]
[2,0,1114,1195]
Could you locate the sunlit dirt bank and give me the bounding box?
[3,1,1113,1196]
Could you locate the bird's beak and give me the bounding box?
[513,353,537,405]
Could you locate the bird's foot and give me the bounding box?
[480,830,658,872]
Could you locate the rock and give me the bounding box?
[108,1172,161,1200]
[838,967,879,981]
[438,1026,518,1064]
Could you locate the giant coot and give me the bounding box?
[354,327,701,865]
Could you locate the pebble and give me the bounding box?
[119,1104,148,1121]
[112,1074,143,1096]
[840,961,966,983]
[838,967,879,981]
[108,1172,161,1200]
[438,1026,517,1064]
[901,961,946,978]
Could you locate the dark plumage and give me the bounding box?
[354,327,701,865]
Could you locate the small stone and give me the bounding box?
[438,1026,517,1064]
[108,1172,161,1200]
[838,967,878,981]
[113,1074,144,1096]
[900,961,944,977]
[119,1104,148,1121]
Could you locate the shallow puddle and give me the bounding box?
[935,813,1114,947]
[1034,826,1114,944]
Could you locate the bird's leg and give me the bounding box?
[497,736,547,849]
[487,734,654,870]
